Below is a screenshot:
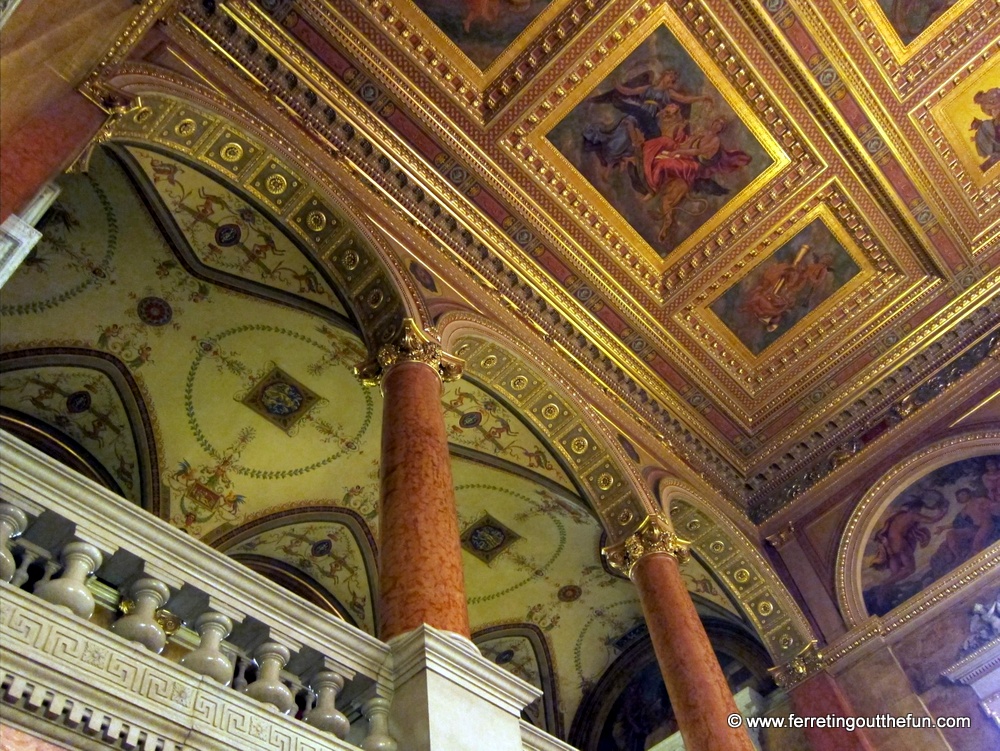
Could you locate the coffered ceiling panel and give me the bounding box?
[88,0,1000,520]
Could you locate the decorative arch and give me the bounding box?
[836,430,1000,627]
[207,507,379,635]
[95,79,426,351]
[568,616,773,750]
[655,473,815,664]
[473,623,562,737]
[0,348,160,514]
[437,314,662,538]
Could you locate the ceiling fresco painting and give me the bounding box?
[410,0,555,70]
[6,0,1000,746]
[443,376,576,491]
[545,23,774,258]
[861,453,1000,617]
[224,518,376,633]
[708,218,862,356]
[124,146,351,318]
[452,459,741,727]
[872,0,959,45]
[0,366,141,502]
[928,55,1000,190]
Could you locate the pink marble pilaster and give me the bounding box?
[789,671,875,751]
[632,552,755,751]
[378,360,469,641]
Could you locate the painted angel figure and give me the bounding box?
[971,87,1000,172]
[962,593,1000,652]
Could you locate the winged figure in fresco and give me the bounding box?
[581,69,751,245]
[581,69,710,178]
[971,87,1000,172]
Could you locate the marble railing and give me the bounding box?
[0,432,396,751]
[0,431,586,751]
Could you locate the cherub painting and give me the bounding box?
[862,455,1000,617]
[971,86,1000,172]
[413,0,552,69]
[710,220,859,355]
[547,26,771,257]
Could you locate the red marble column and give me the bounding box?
[788,671,875,751]
[358,321,469,641]
[606,515,753,751]
[0,93,105,222]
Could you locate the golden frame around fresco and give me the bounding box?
[697,200,875,374]
[388,0,569,90]
[926,51,1000,192]
[517,5,789,280]
[851,0,974,63]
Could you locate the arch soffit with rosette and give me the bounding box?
[437,314,663,537]
[94,77,428,352]
[657,475,815,665]
[205,506,380,631]
[835,430,1000,629]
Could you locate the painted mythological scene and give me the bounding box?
[875,0,956,45]
[710,219,860,355]
[861,454,1000,617]
[412,0,552,69]
[547,26,771,258]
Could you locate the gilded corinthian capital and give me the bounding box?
[602,512,689,579]
[354,318,463,386]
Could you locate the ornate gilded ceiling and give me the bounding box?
[71,0,992,521]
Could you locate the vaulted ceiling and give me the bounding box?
[1,0,998,745]
[93,0,995,523]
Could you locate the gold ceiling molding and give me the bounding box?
[770,1,992,266]
[509,4,797,288]
[326,0,582,113]
[659,477,815,662]
[437,315,664,542]
[167,0,752,493]
[835,430,1000,627]
[682,188,909,410]
[91,88,426,349]
[78,0,176,111]
[919,49,1000,219]
[147,0,1000,518]
[749,321,1000,518]
[846,0,986,79]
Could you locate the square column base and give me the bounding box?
[387,625,541,751]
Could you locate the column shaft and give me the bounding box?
[378,360,469,641]
[632,552,754,751]
[789,672,875,751]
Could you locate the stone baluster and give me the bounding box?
[178,612,235,685]
[111,577,172,653]
[0,502,28,582]
[39,556,60,584]
[360,696,397,751]
[34,541,103,619]
[245,641,296,714]
[233,654,250,692]
[304,670,350,739]
[10,546,38,588]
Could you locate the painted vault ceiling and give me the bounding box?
[81,0,997,523]
[0,139,755,735]
[4,0,1000,741]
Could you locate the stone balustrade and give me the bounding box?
[0,432,395,750]
[0,430,577,751]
